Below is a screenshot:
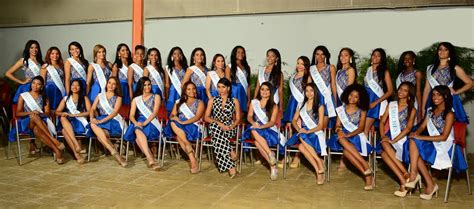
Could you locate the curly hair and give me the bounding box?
[341,83,369,111]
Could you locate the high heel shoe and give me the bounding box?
[394,189,408,197]
[405,174,421,189]
[290,161,300,169]
[363,168,372,176]
[268,152,277,166]
[316,171,325,185]
[57,143,65,151]
[420,184,438,200]
[148,161,161,171]
[112,151,127,167]
[270,166,278,180]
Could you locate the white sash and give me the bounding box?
[130,63,144,80]
[251,99,287,146]
[299,104,327,156]
[67,58,86,80]
[135,95,162,132]
[46,65,66,97]
[146,65,164,94]
[98,93,124,132]
[209,71,220,89]
[365,67,387,117]
[229,64,248,95]
[190,66,206,86]
[310,65,336,117]
[258,68,279,104]
[426,65,453,88]
[427,110,454,170]
[336,106,368,156]
[92,63,107,92]
[388,101,407,161]
[289,74,304,103]
[178,101,199,126]
[395,73,402,89]
[65,96,89,129]
[119,65,128,79]
[27,58,40,76]
[20,92,56,136]
[167,66,182,96]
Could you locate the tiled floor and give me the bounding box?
[0,143,472,209]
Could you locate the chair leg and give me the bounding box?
[199,140,203,171]
[444,145,457,203]
[87,137,92,162]
[16,137,22,166]
[283,146,287,179]
[327,149,332,182]
[125,142,130,162]
[463,148,472,195]
[239,142,244,172]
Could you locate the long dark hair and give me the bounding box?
[114,43,132,69]
[336,47,357,77]
[190,47,206,66]
[341,83,369,111]
[176,81,196,111]
[397,82,416,112]
[266,48,282,88]
[134,45,146,66]
[211,54,225,71]
[296,56,311,88]
[68,41,89,68]
[107,76,122,97]
[66,79,86,111]
[311,45,331,65]
[230,46,251,82]
[371,48,389,92]
[23,40,44,67]
[134,76,151,98]
[44,46,64,69]
[300,83,320,118]
[30,76,47,106]
[430,85,453,120]
[432,42,461,90]
[397,51,417,76]
[256,82,275,119]
[145,48,166,79]
[166,47,188,74]
[217,77,232,98]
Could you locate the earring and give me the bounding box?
[325,58,328,64]
[448,57,451,61]
[413,62,415,65]
[349,59,352,64]
[171,57,174,62]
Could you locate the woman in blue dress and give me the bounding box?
[6,40,43,104]
[421,42,471,124]
[55,79,91,164]
[64,41,88,94]
[310,45,337,129]
[244,82,281,180]
[225,46,251,112]
[378,82,417,197]
[254,49,284,114]
[165,47,188,114]
[6,40,44,154]
[407,85,467,200]
[90,76,127,167]
[182,47,208,105]
[144,48,168,100]
[328,84,373,190]
[40,47,65,111]
[127,45,146,99]
[364,48,394,135]
[124,77,162,171]
[206,54,226,99]
[164,81,205,174]
[396,51,423,119]
[9,76,65,163]
[86,44,112,102]
[334,47,357,171]
[288,83,326,184]
[112,43,132,105]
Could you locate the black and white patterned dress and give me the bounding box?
[209,96,237,172]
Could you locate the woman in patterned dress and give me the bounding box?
[396,51,423,118]
[254,49,284,113]
[165,47,188,114]
[204,78,241,178]
[112,43,132,105]
[64,41,88,94]
[86,44,112,102]
[40,47,65,111]
[378,82,417,197]
[225,46,251,113]
[206,54,226,99]
[128,45,147,99]
[182,47,209,105]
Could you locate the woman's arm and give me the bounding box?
[180,100,205,125]
[98,97,122,123]
[164,70,170,101]
[128,99,138,125]
[142,94,161,126]
[204,98,215,123]
[347,67,356,86]
[111,64,118,78]
[247,104,256,126]
[127,66,134,99]
[415,71,423,119]
[453,65,473,95]
[307,105,325,133]
[379,105,390,137]
[86,65,94,95]
[64,61,72,93]
[231,99,241,128]
[416,112,454,141]
[5,59,27,84]
[392,108,417,142]
[291,107,301,131]
[259,105,278,129]
[346,110,367,137]
[181,68,192,89]
[330,65,338,103]
[421,77,431,118]
[205,74,213,99]
[55,98,67,117]
[278,74,284,111]
[371,70,393,108]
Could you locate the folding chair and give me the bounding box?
[124,119,165,163]
[443,121,472,203]
[160,121,203,169]
[55,115,90,161]
[238,125,282,172]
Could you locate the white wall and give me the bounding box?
[1,7,473,151]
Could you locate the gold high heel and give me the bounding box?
[420,184,438,200]
[405,174,421,189]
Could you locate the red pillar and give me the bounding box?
[132,0,144,50]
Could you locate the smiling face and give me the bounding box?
[236,48,245,61]
[305,85,315,100]
[31,78,43,92]
[348,90,360,105]
[119,46,130,59]
[266,51,278,66]
[403,53,415,68]
[339,50,351,65]
[148,50,158,65]
[296,58,305,72]
[397,84,409,100]
[193,50,204,65]
[143,80,152,93]
[106,78,117,92]
[96,48,106,61]
[315,50,326,64]
[437,44,450,60]
[29,43,39,57]
[431,90,445,106]
[260,84,271,99]
[71,80,81,94]
[185,83,197,98]
[50,49,60,62]
[69,45,81,58]
[172,49,183,62]
[217,83,229,96]
[134,49,145,63]
[371,51,381,65]
[214,56,225,70]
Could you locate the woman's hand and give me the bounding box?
[91,118,99,124]
[251,123,260,129]
[337,130,346,140]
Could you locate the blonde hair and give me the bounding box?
[93,44,106,62]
